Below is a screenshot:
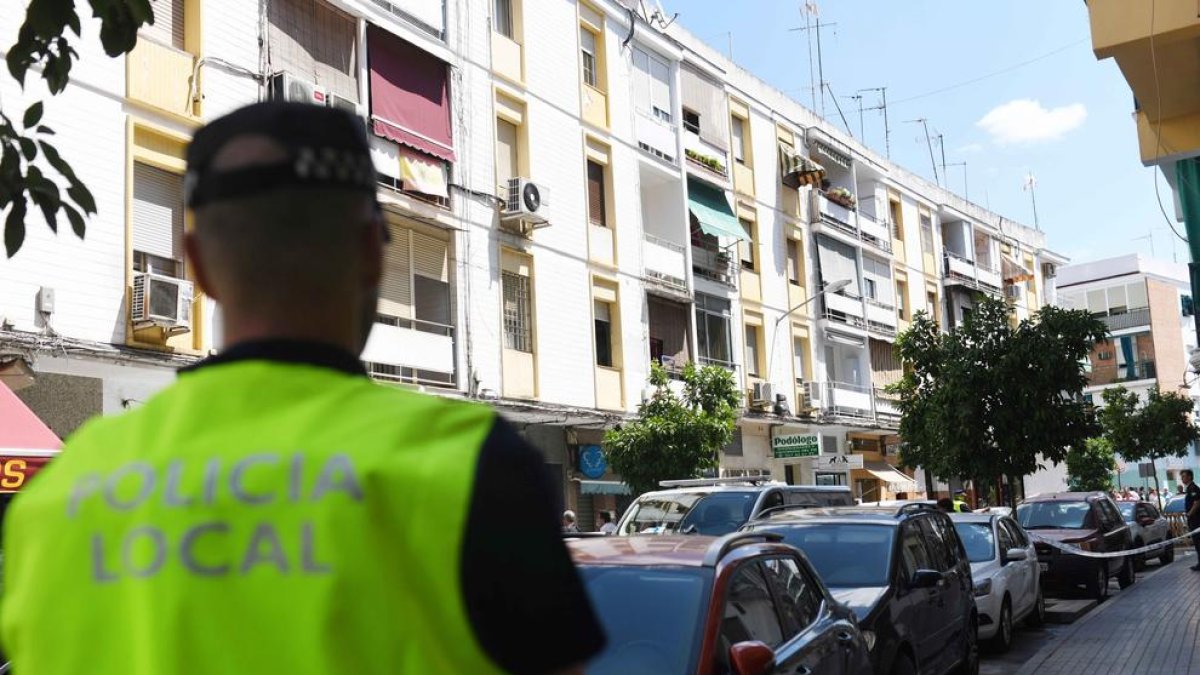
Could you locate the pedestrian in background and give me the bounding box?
[563,510,580,533]
[598,512,617,535]
[1183,469,1200,570]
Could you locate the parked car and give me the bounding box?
[950,513,1044,652]
[616,477,854,537]
[568,532,872,675]
[1117,500,1174,568]
[1015,492,1134,601]
[743,504,979,675]
[1164,494,1186,515]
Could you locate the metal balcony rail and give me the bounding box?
[1095,307,1152,332]
[691,240,739,287]
[366,315,457,388]
[1088,360,1157,385]
[802,380,901,428]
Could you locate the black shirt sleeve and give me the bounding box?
[461,417,606,674]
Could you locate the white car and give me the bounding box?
[951,513,1045,652]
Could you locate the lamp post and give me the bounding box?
[765,278,853,396]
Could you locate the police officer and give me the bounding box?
[952,489,972,513]
[1183,469,1200,571]
[1,103,604,674]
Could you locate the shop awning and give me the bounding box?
[687,180,748,241]
[1001,257,1034,283]
[865,461,915,487]
[577,479,632,496]
[0,382,60,453]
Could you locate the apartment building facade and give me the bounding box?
[0,0,1064,517]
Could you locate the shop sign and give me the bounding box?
[579,445,608,479]
[813,454,864,471]
[0,455,53,492]
[772,434,819,459]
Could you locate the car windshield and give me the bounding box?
[752,523,894,587]
[953,522,996,562]
[621,491,757,536]
[1118,502,1136,521]
[578,566,712,675]
[1165,496,1186,514]
[1016,501,1090,529]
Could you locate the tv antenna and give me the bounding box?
[905,118,939,186]
[857,87,890,158]
[790,4,835,117]
[1022,173,1040,231]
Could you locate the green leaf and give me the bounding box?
[38,141,75,182]
[67,181,96,214]
[62,202,85,239]
[18,137,37,161]
[4,199,27,258]
[22,102,43,128]
[36,125,55,136]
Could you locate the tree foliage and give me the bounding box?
[2,0,152,257]
[890,296,1106,504]
[1067,437,1116,492]
[603,363,741,495]
[1098,386,1200,466]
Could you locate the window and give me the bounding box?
[502,270,532,353]
[920,517,961,571]
[720,563,784,649]
[919,212,934,253]
[696,293,733,367]
[632,48,671,122]
[786,239,802,286]
[683,108,700,135]
[889,198,904,239]
[132,162,185,279]
[739,218,756,271]
[761,557,824,639]
[269,0,358,101]
[862,257,893,305]
[141,0,185,50]
[732,116,747,164]
[896,280,908,320]
[594,300,613,367]
[494,0,514,38]
[899,523,933,581]
[586,160,607,227]
[495,118,520,184]
[744,324,761,377]
[580,27,598,87]
[925,291,937,317]
[863,278,877,301]
[793,336,810,383]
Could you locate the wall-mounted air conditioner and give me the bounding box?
[132,272,193,334]
[268,72,327,105]
[500,177,550,235]
[751,381,775,405]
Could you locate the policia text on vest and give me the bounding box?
[73,453,361,581]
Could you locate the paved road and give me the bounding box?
[1011,551,1199,674]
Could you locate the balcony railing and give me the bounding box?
[1089,360,1157,386]
[1096,307,1152,332]
[364,315,456,388]
[803,380,901,428]
[698,355,737,372]
[644,234,688,292]
[857,212,893,253]
[822,290,866,327]
[865,298,898,337]
[692,241,738,287]
[814,192,857,234]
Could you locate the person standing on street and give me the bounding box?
[0,103,604,675]
[1183,469,1200,571]
[598,511,617,535]
[562,510,580,533]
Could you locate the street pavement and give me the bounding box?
[1012,551,1200,674]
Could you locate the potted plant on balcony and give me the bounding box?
[825,186,857,210]
[685,148,727,176]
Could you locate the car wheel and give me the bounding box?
[1086,563,1109,601]
[890,652,917,675]
[989,597,1013,653]
[957,613,980,675]
[1162,540,1176,564]
[1117,555,1136,589]
[1133,539,1146,571]
[1026,587,1046,628]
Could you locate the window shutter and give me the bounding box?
[268,0,358,101]
[132,163,184,262]
[587,161,606,226]
[379,227,413,318]
[142,0,185,50]
[412,232,449,281]
[496,119,519,183]
[649,56,671,117]
[632,49,651,113]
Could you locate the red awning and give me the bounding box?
[367,25,455,163]
[0,382,61,453]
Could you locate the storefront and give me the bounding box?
[0,380,62,528]
[847,433,915,501]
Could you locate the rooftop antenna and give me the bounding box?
[1023,172,1041,231]
[846,93,865,139]
[826,83,854,137]
[858,87,890,158]
[1132,229,1156,257]
[905,118,939,185]
[790,3,834,117]
[945,161,968,199]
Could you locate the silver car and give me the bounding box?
[951,513,1044,652]
[1117,500,1175,569]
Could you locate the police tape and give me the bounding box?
[1027,526,1200,559]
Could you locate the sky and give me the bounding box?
[672,0,1183,265]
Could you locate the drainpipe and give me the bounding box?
[1176,158,1200,347]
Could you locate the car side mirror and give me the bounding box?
[911,569,943,589]
[1004,548,1028,563]
[729,641,776,675]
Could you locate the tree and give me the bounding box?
[1098,386,1200,496]
[1067,438,1117,492]
[2,0,152,257]
[603,362,741,495]
[891,296,1106,507]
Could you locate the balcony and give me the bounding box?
[942,252,1001,293]
[589,223,615,267]
[1097,307,1152,332]
[692,241,738,287]
[1089,360,1157,386]
[363,315,456,388]
[644,234,688,294]
[684,133,730,187]
[636,110,677,164]
[822,290,866,328]
[874,388,901,425]
[857,212,892,253]
[976,265,1002,290]
[806,381,874,419]
[491,32,523,83]
[865,299,898,338]
[126,39,197,120]
[812,191,858,238]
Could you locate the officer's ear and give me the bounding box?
[185,231,220,302]
[360,207,385,290]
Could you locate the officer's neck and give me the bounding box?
[220,310,361,357]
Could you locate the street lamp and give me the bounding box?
[765,278,853,390]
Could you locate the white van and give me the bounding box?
[615,477,854,537]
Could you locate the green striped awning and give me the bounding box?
[687,179,748,241]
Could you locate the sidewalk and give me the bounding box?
[1015,552,1200,674]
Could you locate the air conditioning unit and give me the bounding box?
[1005,284,1022,299]
[326,92,363,117]
[500,177,550,234]
[131,272,193,334]
[268,72,328,106]
[752,381,775,405]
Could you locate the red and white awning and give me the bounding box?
[0,382,60,492]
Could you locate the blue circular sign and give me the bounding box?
[579,445,608,479]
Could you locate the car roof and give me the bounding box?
[749,504,939,526]
[632,484,851,498]
[1021,491,1106,503]
[567,532,792,568]
[950,513,997,524]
